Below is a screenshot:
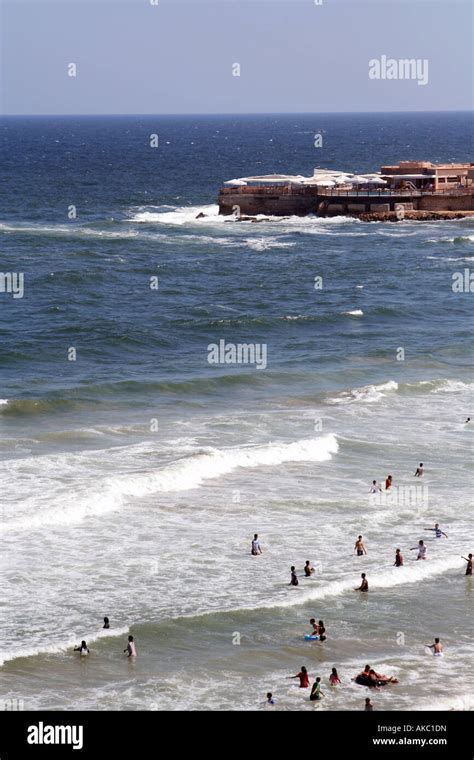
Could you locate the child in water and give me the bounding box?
[289,566,299,586]
[304,561,315,577]
[74,640,90,656]
[310,677,324,701]
[124,635,137,657]
[426,638,443,656]
[462,553,473,575]
[394,548,403,566]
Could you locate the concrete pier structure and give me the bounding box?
[218,162,474,218]
[218,186,474,217]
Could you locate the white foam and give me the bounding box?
[328,381,398,405]
[0,222,139,240]
[417,692,474,711]
[426,255,474,262]
[343,309,364,316]
[243,237,295,251]
[429,234,474,244]
[162,555,466,621]
[432,379,474,394]
[0,626,129,667]
[0,434,339,532]
[129,204,222,226]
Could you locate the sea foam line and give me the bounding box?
[0,434,339,532]
[0,626,130,667]
[171,556,466,620]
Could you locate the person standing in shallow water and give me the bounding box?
[462,554,472,575]
[74,640,90,656]
[355,573,368,592]
[289,566,299,586]
[288,666,309,687]
[369,480,382,494]
[309,618,319,636]
[354,535,367,556]
[394,548,403,566]
[425,523,448,539]
[426,638,443,655]
[414,463,424,477]
[304,560,315,577]
[310,676,324,701]
[318,620,327,642]
[103,617,110,629]
[124,635,136,657]
[251,534,262,555]
[365,698,374,711]
[411,540,427,560]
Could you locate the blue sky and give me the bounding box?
[1,0,472,114]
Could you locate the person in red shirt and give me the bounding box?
[394,548,404,566]
[288,666,309,687]
[385,474,393,490]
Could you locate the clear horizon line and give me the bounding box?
[1,109,473,118]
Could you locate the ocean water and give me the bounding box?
[0,112,473,712]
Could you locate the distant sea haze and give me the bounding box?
[0,112,472,711]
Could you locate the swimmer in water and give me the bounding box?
[329,667,341,685]
[289,566,299,586]
[394,548,404,566]
[124,635,137,657]
[352,664,371,682]
[288,666,309,688]
[310,676,324,701]
[424,523,448,538]
[426,638,443,656]
[354,535,367,556]
[411,540,427,560]
[74,640,90,656]
[304,560,315,577]
[369,480,382,494]
[465,417,470,423]
[414,463,424,477]
[365,698,374,711]
[103,617,110,629]
[251,533,262,555]
[462,553,472,576]
[385,475,393,490]
[318,620,327,642]
[353,665,398,686]
[266,692,275,705]
[309,618,319,636]
[355,573,368,592]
